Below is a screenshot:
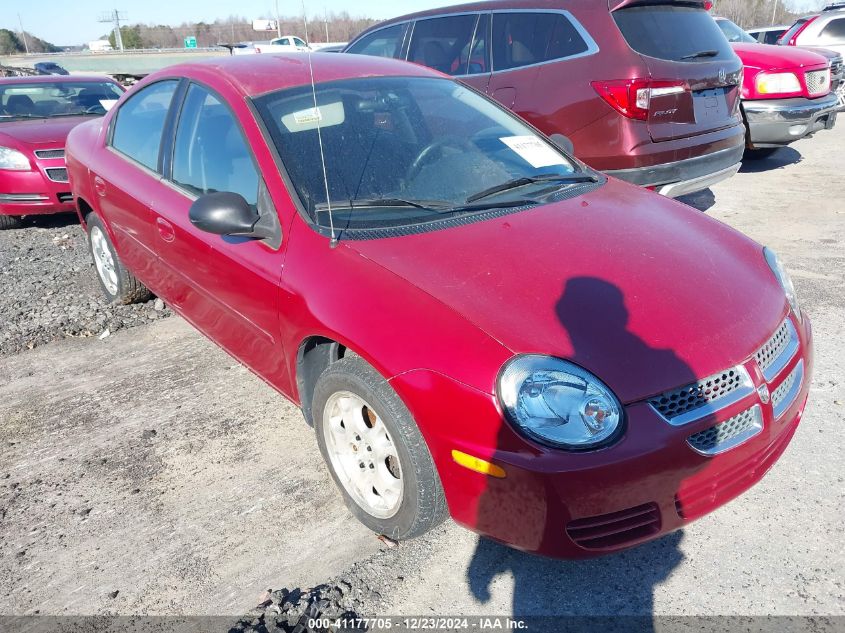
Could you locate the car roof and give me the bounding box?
[0,74,114,84]
[146,53,443,97]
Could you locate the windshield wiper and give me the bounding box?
[315,197,455,211]
[465,173,599,204]
[0,114,46,120]
[681,50,719,60]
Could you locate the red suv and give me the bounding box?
[345,0,746,197]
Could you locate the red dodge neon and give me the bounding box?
[66,54,813,558]
[0,75,123,230]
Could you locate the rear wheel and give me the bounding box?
[312,356,448,540]
[0,215,24,230]
[87,213,152,304]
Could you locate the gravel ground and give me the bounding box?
[0,213,171,357]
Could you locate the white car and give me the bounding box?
[233,36,311,55]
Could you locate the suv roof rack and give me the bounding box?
[822,2,845,11]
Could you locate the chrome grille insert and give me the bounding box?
[771,359,804,419]
[687,405,763,456]
[805,69,831,96]
[755,319,799,381]
[45,168,69,183]
[34,149,65,160]
[649,366,754,426]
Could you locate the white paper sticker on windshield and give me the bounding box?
[99,99,118,111]
[500,136,566,169]
[281,101,345,133]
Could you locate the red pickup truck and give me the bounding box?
[715,17,838,157]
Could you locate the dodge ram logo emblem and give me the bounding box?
[719,68,727,84]
[757,384,771,404]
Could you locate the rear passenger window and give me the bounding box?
[110,80,178,171]
[821,18,845,41]
[613,5,735,62]
[171,84,259,206]
[346,23,408,58]
[492,12,590,72]
[408,15,479,76]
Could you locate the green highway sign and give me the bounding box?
[184,36,197,49]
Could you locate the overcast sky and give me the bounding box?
[1,0,830,46]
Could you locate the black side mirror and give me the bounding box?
[189,192,273,240]
[549,133,575,155]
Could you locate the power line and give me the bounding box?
[98,10,128,51]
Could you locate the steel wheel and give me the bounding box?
[90,225,118,296]
[322,391,403,519]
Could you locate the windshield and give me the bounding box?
[253,76,587,230]
[0,81,123,120]
[779,19,809,45]
[716,19,757,44]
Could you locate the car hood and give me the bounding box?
[0,116,91,147]
[346,181,788,403]
[731,42,829,70]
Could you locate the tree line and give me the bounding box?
[105,12,379,50]
[0,29,59,54]
[712,0,822,27]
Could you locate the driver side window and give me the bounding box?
[111,80,178,171]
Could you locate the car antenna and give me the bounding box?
[302,1,338,248]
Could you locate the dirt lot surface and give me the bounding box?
[1,126,843,619]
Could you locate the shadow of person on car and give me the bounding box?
[740,147,802,173]
[466,277,707,632]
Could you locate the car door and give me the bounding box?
[152,82,287,383]
[97,79,179,284]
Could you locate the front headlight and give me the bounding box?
[755,72,801,95]
[764,247,801,321]
[0,146,31,171]
[498,355,623,450]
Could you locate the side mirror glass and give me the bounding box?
[189,192,272,240]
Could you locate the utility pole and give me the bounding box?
[275,0,282,38]
[17,14,30,54]
[771,0,779,26]
[98,10,127,51]
[325,8,330,43]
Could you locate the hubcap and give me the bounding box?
[323,391,403,519]
[90,226,118,296]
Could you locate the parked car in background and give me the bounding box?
[715,17,838,156]
[345,0,746,198]
[233,35,311,55]
[34,62,70,76]
[0,75,124,229]
[66,53,812,558]
[747,26,790,45]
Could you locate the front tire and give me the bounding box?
[0,215,24,230]
[312,356,448,540]
[87,213,152,304]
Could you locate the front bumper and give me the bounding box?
[0,161,73,218]
[605,143,744,198]
[394,313,813,559]
[743,93,839,147]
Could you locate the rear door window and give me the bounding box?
[780,19,809,44]
[110,79,178,171]
[821,18,845,41]
[408,15,479,76]
[346,23,408,58]
[613,5,735,62]
[492,12,591,72]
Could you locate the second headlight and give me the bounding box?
[498,355,623,450]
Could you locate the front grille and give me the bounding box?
[45,168,69,183]
[676,417,798,519]
[686,405,763,456]
[771,359,804,419]
[648,367,752,426]
[57,192,73,204]
[566,502,661,550]
[34,148,65,159]
[830,58,843,78]
[754,319,798,381]
[806,69,831,96]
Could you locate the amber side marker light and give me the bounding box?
[451,450,507,479]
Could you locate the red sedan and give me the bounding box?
[0,75,124,229]
[66,54,812,558]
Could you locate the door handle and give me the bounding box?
[93,175,106,197]
[156,217,176,243]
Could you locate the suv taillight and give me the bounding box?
[591,79,688,121]
[788,16,818,46]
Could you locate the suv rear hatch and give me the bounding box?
[609,1,743,142]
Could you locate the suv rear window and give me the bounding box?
[613,5,735,62]
[821,17,845,40]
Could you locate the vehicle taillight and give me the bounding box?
[591,79,688,121]
[787,16,818,46]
